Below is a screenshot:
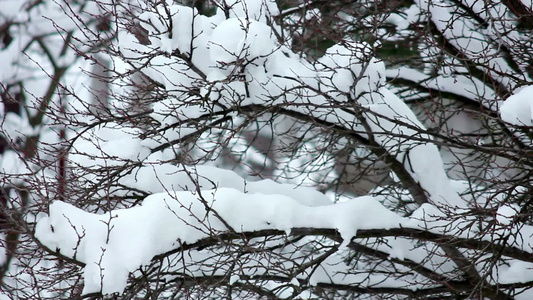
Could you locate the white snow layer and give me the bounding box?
[119,164,333,207]
[496,203,520,225]
[35,190,403,295]
[500,86,533,127]
[500,85,533,145]
[414,0,529,90]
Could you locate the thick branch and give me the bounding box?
[42,226,533,269]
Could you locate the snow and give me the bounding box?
[520,0,533,8]
[295,290,320,299]
[385,5,420,31]
[1,150,32,186]
[210,18,277,68]
[229,275,240,285]
[317,42,385,99]
[497,203,520,225]
[500,85,533,127]
[307,253,429,290]
[0,234,6,266]
[387,237,412,261]
[414,0,530,90]
[35,190,404,294]
[116,164,332,207]
[387,67,499,109]
[0,0,26,17]
[354,85,466,208]
[140,6,212,57]
[69,123,151,168]
[499,85,533,145]
[221,0,280,23]
[498,260,533,284]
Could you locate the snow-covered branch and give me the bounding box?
[3,0,533,299]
